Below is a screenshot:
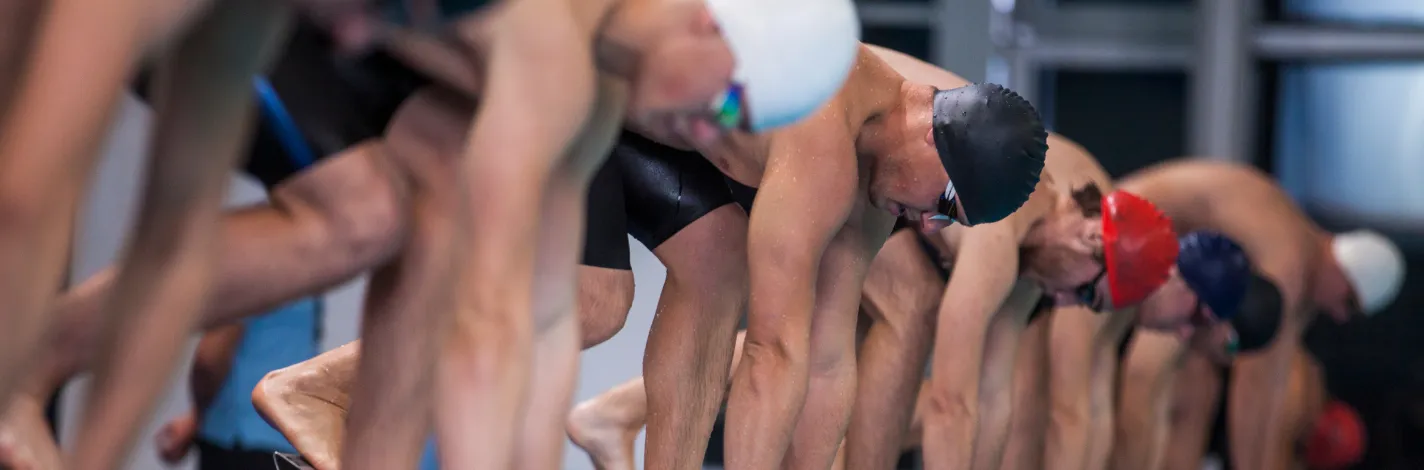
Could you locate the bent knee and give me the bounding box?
[657,205,749,295]
[271,144,410,267]
[578,266,635,347]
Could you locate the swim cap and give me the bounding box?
[1178,231,1250,320]
[1331,230,1405,316]
[706,0,860,131]
[1304,401,1366,470]
[932,83,1048,225]
[1233,273,1283,352]
[1102,191,1178,309]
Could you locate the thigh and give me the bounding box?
[616,130,738,252]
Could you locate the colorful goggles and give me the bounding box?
[711,83,750,131]
[929,180,962,223]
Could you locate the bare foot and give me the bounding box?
[566,397,641,470]
[253,366,351,470]
[0,396,61,470]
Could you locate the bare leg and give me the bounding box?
[569,330,750,470]
[643,204,748,470]
[998,314,1050,470]
[340,90,465,470]
[254,342,361,470]
[0,0,149,409]
[254,263,635,470]
[844,231,942,470]
[70,3,293,466]
[578,267,637,348]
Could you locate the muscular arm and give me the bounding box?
[1229,256,1310,470]
[921,211,1037,470]
[724,98,859,469]
[190,324,246,413]
[1113,330,1188,470]
[1045,305,1108,470]
[434,0,599,466]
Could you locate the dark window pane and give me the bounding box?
[1054,0,1188,4]
[861,26,932,62]
[1038,70,1187,178]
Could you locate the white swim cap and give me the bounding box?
[1332,230,1406,315]
[705,0,860,131]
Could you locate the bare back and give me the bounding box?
[1117,159,1326,314]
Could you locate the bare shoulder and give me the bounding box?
[864,44,972,90]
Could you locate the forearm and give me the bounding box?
[1113,331,1186,470]
[188,324,244,414]
[1045,308,1102,470]
[1229,339,1299,470]
[724,276,816,469]
[923,244,1028,470]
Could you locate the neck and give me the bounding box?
[859,81,931,156]
[1309,236,1345,306]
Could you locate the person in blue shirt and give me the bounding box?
[153,298,322,469]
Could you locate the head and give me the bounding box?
[1030,183,1109,307]
[870,83,1049,234]
[1031,188,1179,313]
[1318,230,1406,322]
[1138,243,1283,361]
[624,0,861,148]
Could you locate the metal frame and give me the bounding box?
[858,0,993,82]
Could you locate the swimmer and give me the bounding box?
[1110,159,1404,470]
[250,129,753,470]
[858,46,1179,470]
[249,39,1051,470]
[0,1,864,468]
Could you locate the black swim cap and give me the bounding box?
[931,83,1048,225]
[1232,273,1283,352]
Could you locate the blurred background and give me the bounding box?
[55,0,1424,468]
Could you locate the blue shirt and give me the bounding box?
[198,298,321,452]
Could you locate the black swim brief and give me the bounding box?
[580,131,743,270]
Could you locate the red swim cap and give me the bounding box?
[1102,190,1178,308]
[1305,401,1365,470]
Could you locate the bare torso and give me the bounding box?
[1117,159,1326,319]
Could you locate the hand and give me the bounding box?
[154,411,199,464]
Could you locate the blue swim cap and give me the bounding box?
[1177,231,1250,320]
